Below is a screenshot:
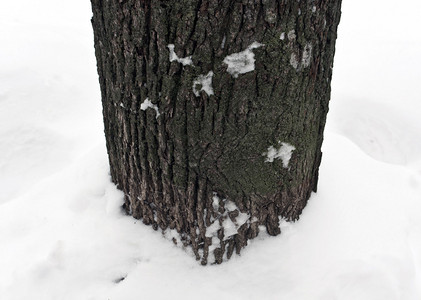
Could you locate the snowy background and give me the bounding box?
[1,0,420,299]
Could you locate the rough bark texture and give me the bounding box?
[91,0,342,264]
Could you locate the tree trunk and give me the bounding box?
[91,0,342,264]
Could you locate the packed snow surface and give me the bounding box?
[1,0,421,299]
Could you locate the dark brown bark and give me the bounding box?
[91,0,342,264]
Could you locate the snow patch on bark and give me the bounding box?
[223,42,264,78]
[287,30,296,40]
[162,229,185,249]
[192,71,214,97]
[301,43,313,68]
[205,193,251,251]
[140,98,160,118]
[212,194,220,211]
[264,142,295,168]
[290,42,313,70]
[221,36,226,49]
[290,53,300,70]
[280,32,285,40]
[167,44,193,66]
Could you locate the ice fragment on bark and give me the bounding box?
[223,42,264,78]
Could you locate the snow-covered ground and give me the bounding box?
[1,0,420,299]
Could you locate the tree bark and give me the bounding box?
[91,0,342,264]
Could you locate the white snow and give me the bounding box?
[192,71,214,97]
[290,42,313,70]
[264,142,296,168]
[280,32,285,40]
[290,53,300,70]
[212,193,220,211]
[224,200,238,212]
[301,43,313,68]
[1,0,421,299]
[235,210,250,229]
[287,29,296,40]
[205,220,221,238]
[140,98,160,118]
[221,36,226,49]
[205,195,250,240]
[167,44,193,66]
[221,217,238,237]
[223,42,264,78]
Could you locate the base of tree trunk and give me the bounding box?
[121,178,311,265]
